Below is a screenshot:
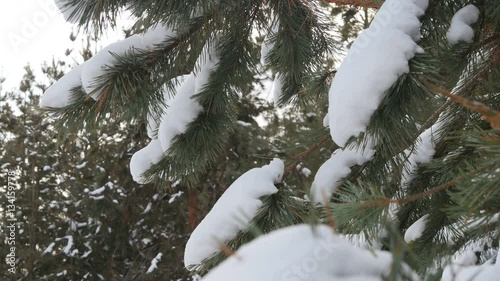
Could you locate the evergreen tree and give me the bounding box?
[35,0,500,281]
[0,53,195,280]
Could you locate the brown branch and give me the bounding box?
[364,178,459,208]
[420,76,500,129]
[284,133,331,176]
[392,176,463,205]
[321,0,382,9]
[364,168,487,208]
[417,43,500,135]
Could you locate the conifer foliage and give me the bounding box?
[37,0,500,280]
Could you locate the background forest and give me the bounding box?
[1,0,499,281]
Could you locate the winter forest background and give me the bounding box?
[0,0,499,280]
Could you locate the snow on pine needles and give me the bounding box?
[130,42,219,184]
[184,159,284,267]
[39,24,177,107]
[312,0,429,204]
[446,5,480,45]
[200,224,420,281]
[328,0,429,147]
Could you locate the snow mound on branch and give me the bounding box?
[81,25,176,99]
[129,139,163,184]
[129,42,218,184]
[388,117,445,217]
[39,64,85,108]
[323,113,329,127]
[146,76,189,139]
[158,42,219,152]
[401,119,444,187]
[404,214,429,242]
[40,24,177,104]
[184,159,284,267]
[157,74,198,151]
[147,253,163,274]
[328,0,428,147]
[311,140,376,204]
[42,242,56,255]
[201,224,419,281]
[447,5,480,45]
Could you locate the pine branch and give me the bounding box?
[393,45,500,160]
[365,166,489,208]
[420,76,500,129]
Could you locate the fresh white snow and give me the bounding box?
[311,140,375,204]
[42,242,56,255]
[323,113,329,127]
[446,5,480,45]
[168,191,184,204]
[129,139,164,184]
[55,235,74,255]
[80,34,142,99]
[157,73,199,151]
[129,40,219,183]
[441,249,499,281]
[271,73,284,105]
[401,120,444,187]
[236,120,252,127]
[184,158,284,267]
[81,25,176,99]
[404,214,429,242]
[158,42,218,152]
[142,202,152,214]
[201,224,419,281]
[88,186,106,196]
[328,0,428,147]
[301,167,312,178]
[147,253,163,274]
[40,23,177,105]
[39,64,84,108]
[260,21,279,66]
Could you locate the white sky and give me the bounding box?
[0,0,131,92]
